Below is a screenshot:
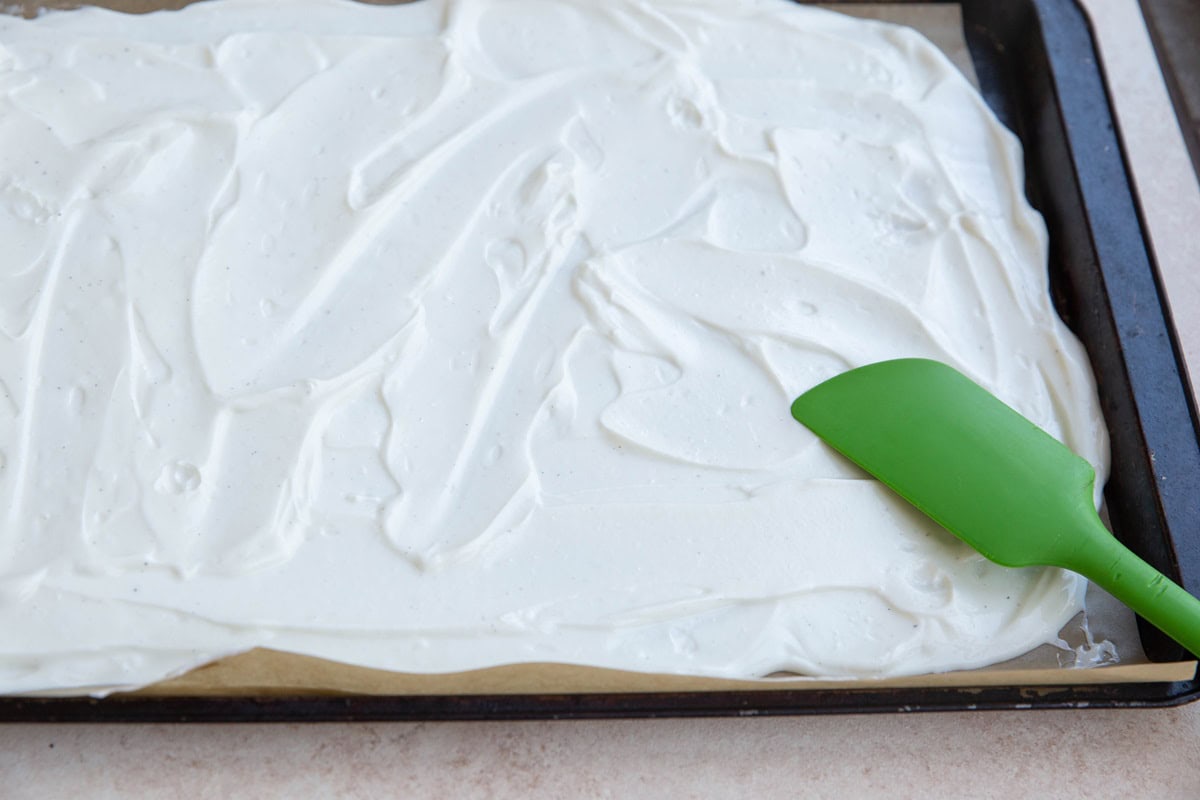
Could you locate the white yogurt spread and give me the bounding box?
[0,0,1110,694]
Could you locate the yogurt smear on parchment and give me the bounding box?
[0,0,1108,694]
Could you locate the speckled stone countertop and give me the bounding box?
[2,0,1199,796]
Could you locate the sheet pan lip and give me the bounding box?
[2,0,1198,718]
[1,675,1199,722]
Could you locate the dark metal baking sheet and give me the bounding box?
[1,0,1198,720]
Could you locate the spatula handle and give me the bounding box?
[1077,526,1200,659]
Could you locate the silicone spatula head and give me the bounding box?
[790,358,1200,657]
[790,358,1098,569]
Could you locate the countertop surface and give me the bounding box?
[3,0,1200,796]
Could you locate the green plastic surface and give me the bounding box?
[791,358,1200,659]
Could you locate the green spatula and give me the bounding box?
[790,357,1200,658]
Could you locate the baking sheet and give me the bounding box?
[2,0,1196,705]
